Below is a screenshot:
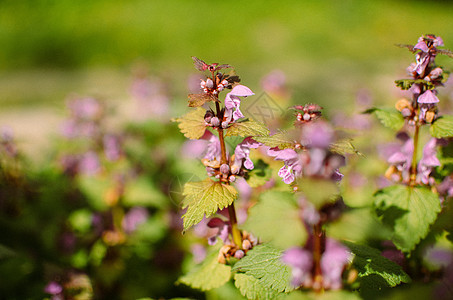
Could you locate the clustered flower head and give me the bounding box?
[267,119,345,185]
[395,34,448,125]
[282,238,352,290]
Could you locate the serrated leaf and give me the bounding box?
[225,119,270,137]
[234,273,281,300]
[342,241,411,287]
[364,108,404,130]
[243,191,307,249]
[173,107,207,139]
[298,178,339,209]
[182,179,237,230]
[254,131,295,149]
[232,244,293,293]
[430,115,453,138]
[394,79,435,90]
[188,93,216,107]
[245,159,272,188]
[374,185,441,253]
[330,139,361,156]
[178,249,231,291]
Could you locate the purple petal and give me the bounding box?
[418,90,439,104]
[44,281,63,295]
[229,85,254,97]
[267,147,298,161]
[278,165,295,184]
[414,41,429,53]
[282,247,313,287]
[321,239,352,290]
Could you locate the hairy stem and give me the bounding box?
[214,88,242,248]
[313,222,325,292]
[410,115,420,186]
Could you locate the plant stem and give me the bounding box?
[313,222,325,292]
[228,202,243,248]
[410,115,420,186]
[213,84,242,249]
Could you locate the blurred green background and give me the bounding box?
[1,0,453,152]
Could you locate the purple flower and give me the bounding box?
[281,247,313,287]
[122,207,149,234]
[387,137,414,182]
[190,243,207,264]
[68,97,102,120]
[413,52,430,76]
[44,281,63,295]
[418,90,439,104]
[224,85,254,122]
[260,70,286,94]
[204,131,222,161]
[301,121,334,148]
[417,138,440,184]
[79,151,101,176]
[438,176,453,203]
[268,147,302,184]
[231,137,261,173]
[207,217,230,245]
[321,239,352,290]
[103,134,121,161]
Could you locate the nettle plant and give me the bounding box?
[173,54,429,299]
[367,34,453,293]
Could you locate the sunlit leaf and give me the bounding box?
[374,185,441,253]
[234,273,281,300]
[243,191,307,249]
[225,119,269,137]
[182,179,237,230]
[364,107,405,130]
[298,178,339,209]
[232,244,293,293]
[254,131,295,149]
[430,115,453,138]
[172,107,207,139]
[330,139,361,156]
[178,248,231,291]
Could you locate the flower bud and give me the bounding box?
[221,121,229,128]
[220,164,230,174]
[203,88,209,94]
[212,90,218,95]
[234,250,245,259]
[217,84,224,92]
[210,117,220,127]
[206,78,214,89]
[221,79,229,86]
[200,80,206,88]
[425,110,436,123]
[401,108,412,118]
[303,113,311,121]
[229,175,236,182]
[204,110,214,123]
[242,239,252,250]
[395,98,411,112]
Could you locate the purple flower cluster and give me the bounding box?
[396,35,446,125]
[267,121,345,185]
[282,238,351,290]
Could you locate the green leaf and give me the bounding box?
[430,115,453,138]
[225,118,270,137]
[284,290,362,300]
[182,179,237,230]
[374,185,441,253]
[329,139,361,156]
[232,244,293,293]
[245,159,272,188]
[77,176,111,211]
[298,178,339,209]
[395,79,435,90]
[234,273,280,300]
[178,249,231,291]
[254,131,295,149]
[364,107,404,130]
[243,191,307,249]
[172,107,207,139]
[343,241,411,287]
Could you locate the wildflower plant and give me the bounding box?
[174,58,412,299]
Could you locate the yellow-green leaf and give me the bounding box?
[173,107,206,139]
[430,115,453,138]
[254,131,295,149]
[225,119,269,137]
[188,93,216,107]
[182,179,237,230]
